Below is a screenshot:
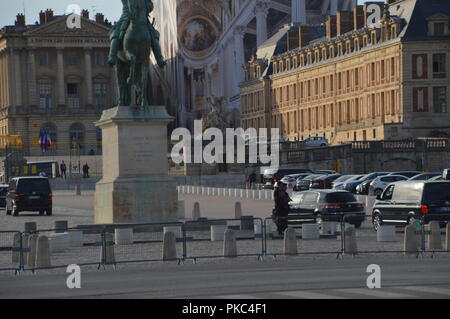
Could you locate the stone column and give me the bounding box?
[330,0,338,15]
[84,47,93,106]
[204,65,211,101]
[292,0,306,24]
[13,49,22,106]
[234,26,246,85]
[189,68,195,111]
[255,0,269,47]
[27,48,37,107]
[56,47,65,106]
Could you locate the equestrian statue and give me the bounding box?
[108,0,166,107]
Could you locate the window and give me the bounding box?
[433,53,446,73]
[434,23,445,36]
[433,87,447,113]
[38,52,49,67]
[67,52,78,66]
[67,83,80,108]
[39,84,52,109]
[94,83,107,108]
[69,123,85,152]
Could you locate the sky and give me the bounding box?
[1,0,367,27]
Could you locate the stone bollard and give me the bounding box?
[177,200,186,219]
[192,202,201,219]
[162,231,177,261]
[164,226,182,240]
[344,226,358,255]
[377,226,397,242]
[115,228,133,245]
[22,234,30,265]
[24,222,37,234]
[211,225,228,241]
[76,184,81,196]
[223,230,237,258]
[35,236,51,268]
[302,224,320,240]
[234,202,242,219]
[27,234,39,268]
[11,233,21,264]
[446,224,450,252]
[69,230,84,248]
[100,233,115,265]
[428,221,443,250]
[404,225,419,254]
[284,228,298,255]
[54,221,68,233]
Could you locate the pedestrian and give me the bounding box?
[247,171,257,189]
[82,163,90,178]
[273,182,292,236]
[60,161,67,179]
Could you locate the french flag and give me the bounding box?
[39,129,52,152]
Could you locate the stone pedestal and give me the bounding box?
[95,106,178,224]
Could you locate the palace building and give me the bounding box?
[0,9,114,156]
[240,0,450,144]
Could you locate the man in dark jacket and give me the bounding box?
[273,182,292,235]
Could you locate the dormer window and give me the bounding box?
[427,14,450,36]
[435,23,445,36]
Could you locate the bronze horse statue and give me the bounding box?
[115,0,155,107]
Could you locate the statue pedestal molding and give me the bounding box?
[94,105,178,224]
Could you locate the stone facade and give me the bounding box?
[0,10,114,156]
[241,0,450,144]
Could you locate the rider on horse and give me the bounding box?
[108,0,166,68]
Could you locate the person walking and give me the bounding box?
[60,161,67,179]
[82,163,90,179]
[273,182,292,236]
[247,171,257,189]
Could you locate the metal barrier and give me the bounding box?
[1,214,449,274]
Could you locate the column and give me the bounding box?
[292,0,306,24]
[330,0,338,15]
[27,48,37,106]
[84,47,93,106]
[218,45,226,97]
[189,68,195,112]
[234,26,246,84]
[13,49,22,106]
[255,0,269,47]
[204,65,211,101]
[56,47,65,106]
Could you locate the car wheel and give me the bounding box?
[46,209,52,216]
[372,213,382,231]
[374,188,383,196]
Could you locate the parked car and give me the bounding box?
[263,168,313,189]
[289,190,365,228]
[429,175,444,181]
[280,174,311,189]
[388,171,422,179]
[356,179,374,195]
[343,172,390,193]
[293,174,325,192]
[341,175,366,193]
[407,173,442,181]
[310,174,342,189]
[6,177,52,216]
[303,136,328,148]
[332,175,357,189]
[0,184,8,208]
[313,170,337,175]
[369,175,409,196]
[372,181,450,231]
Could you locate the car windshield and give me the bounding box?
[17,179,51,194]
[423,183,450,202]
[325,192,357,203]
[334,175,354,183]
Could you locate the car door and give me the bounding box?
[377,184,397,223]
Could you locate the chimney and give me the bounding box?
[364,2,384,27]
[45,9,54,23]
[326,15,337,38]
[39,10,46,24]
[15,14,26,27]
[287,28,300,51]
[299,26,310,47]
[95,13,105,24]
[336,11,354,35]
[81,9,89,20]
[353,5,365,30]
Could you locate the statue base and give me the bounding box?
[94,105,178,224]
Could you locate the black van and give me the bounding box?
[6,177,52,216]
[372,181,450,231]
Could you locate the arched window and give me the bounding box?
[69,123,85,152]
[41,122,57,148]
